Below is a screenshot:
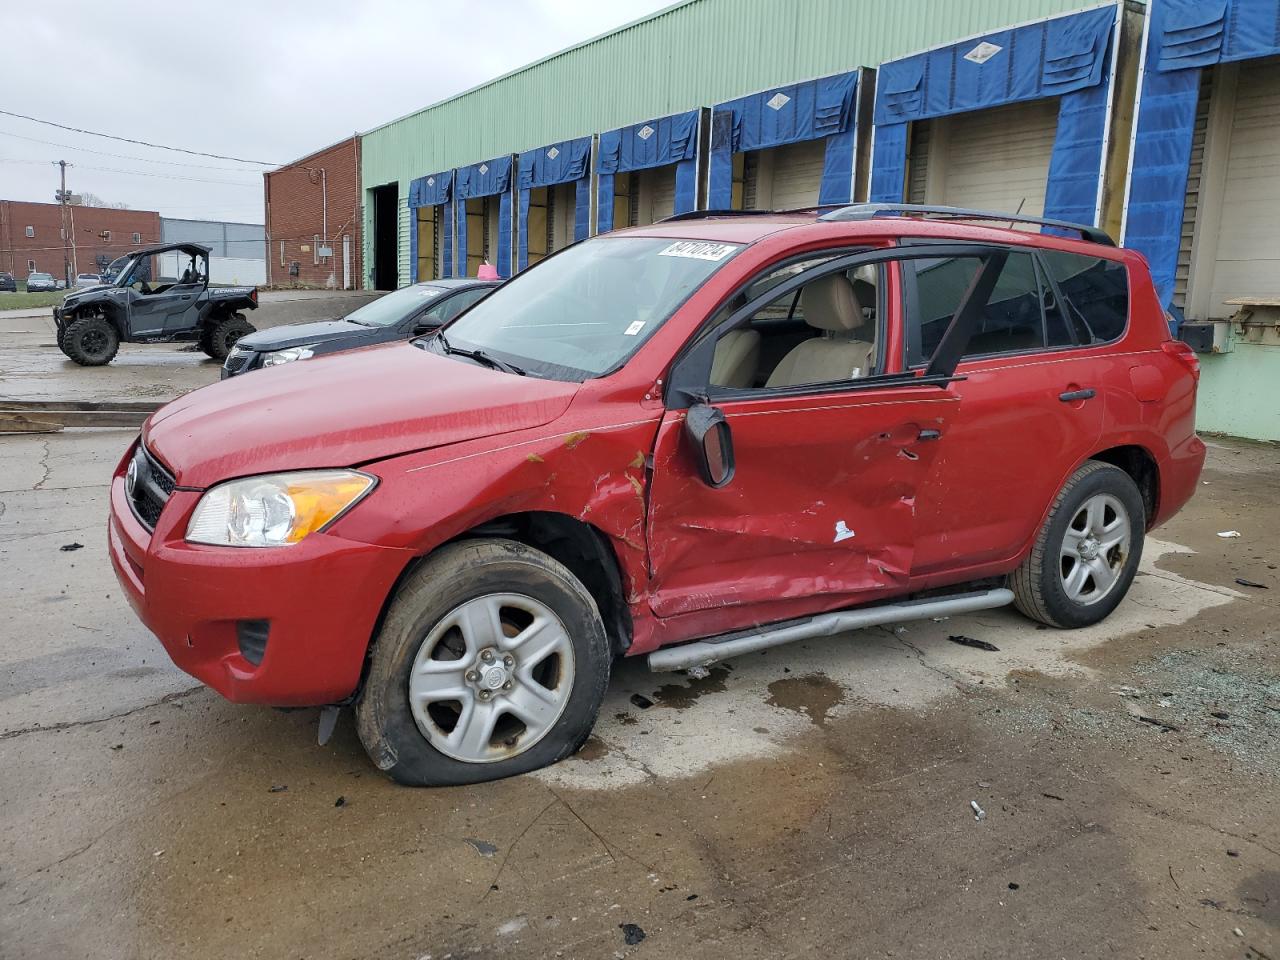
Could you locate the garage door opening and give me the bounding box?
[526,181,577,265]
[371,182,399,290]
[463,198,501,277]
[1181,57,1280,320]
[738,138,828,211]
[905,98,1059,220]
[415,205,446,281]
[612,166,678,227]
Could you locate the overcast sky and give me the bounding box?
[0,0,672,224]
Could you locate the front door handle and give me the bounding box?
[1059,388,1096,403]
[917,428,942,441]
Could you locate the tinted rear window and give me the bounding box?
[1040,251,1129,345]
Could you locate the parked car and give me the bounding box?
[221,278,499,378]
[0,272,16,292]
[26,272,57,292]
[108,204,1204,786]
[74,273,104,289]
[54,242,257,366]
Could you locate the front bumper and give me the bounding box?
[107,451,413,706]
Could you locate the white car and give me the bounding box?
[74,274,104,288]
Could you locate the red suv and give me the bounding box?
[107,205,1205,786]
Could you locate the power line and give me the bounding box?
[0,156,260,187]
[0,108,278,165]
[0,128,267,173]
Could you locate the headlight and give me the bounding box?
[186,470,375,547]
[261,346,315,367]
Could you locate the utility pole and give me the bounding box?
[53,160,75,283]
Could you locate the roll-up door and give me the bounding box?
[549,181,575,252]
[907,121,932,205]
[1205,57,1280,316]
[933,98,1059,218]
[648,166,677,223]
[768,138,827,210]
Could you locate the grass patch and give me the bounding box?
[0,290,68,310]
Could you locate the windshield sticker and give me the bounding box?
[624,320,646,336]
[658,241,738,262]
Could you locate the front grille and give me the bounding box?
[128,444,176,532]
[223,349,256,376]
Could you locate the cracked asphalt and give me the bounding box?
[1,428,1277,960]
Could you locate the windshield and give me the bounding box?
[345,283,446,327]
[110,254,141,287]
[441,236,741,379]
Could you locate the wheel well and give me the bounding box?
[1091,445,1159,526]
[460,512,634,657]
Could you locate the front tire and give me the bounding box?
[202,312,254,360]
[1012,461,1145,628]
[356,538,612,787]
[61,316,120,366]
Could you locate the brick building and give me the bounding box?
[264,135,361,289]
[0,200,161,281]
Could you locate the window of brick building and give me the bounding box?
[132,232,141,244]
[25,226,34,238]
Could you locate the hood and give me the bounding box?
[144,342,581,488]
[236,319,381,351]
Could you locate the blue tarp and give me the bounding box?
[1125,0,1280,307]
[596,110,700,234]
[517,137,592,271]
[454,156,514,278]
[707,71,859,210]
[869,4,1117,224]
[408,170,453,281]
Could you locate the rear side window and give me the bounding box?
[906,252,1046,365]
[1040,251,1129,345]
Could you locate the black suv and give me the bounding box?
[54,242,258,366]
[0,272,16,293]
[222,278,499,378]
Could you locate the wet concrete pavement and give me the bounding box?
[1,432,1277,959]
[0,289,380,405]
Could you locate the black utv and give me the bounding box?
[54,242,258,366]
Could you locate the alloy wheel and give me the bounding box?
[1059,492,1131,606]
[407,593,575,763]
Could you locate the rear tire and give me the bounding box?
[61,316,119,366]
[1012,461,1145,628]
[202,312,253,360]
[356,538,611,787]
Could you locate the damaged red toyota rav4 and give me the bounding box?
[108,204,1204,786]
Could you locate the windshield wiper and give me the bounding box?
[435,333,526,376]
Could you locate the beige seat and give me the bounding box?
[766,274,875,388]
[710,328,761,388]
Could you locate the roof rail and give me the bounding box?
[817,203,1114,246]
[659,209,772,222]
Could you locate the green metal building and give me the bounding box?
[355,0,1280,442]
[361,0,1102,287]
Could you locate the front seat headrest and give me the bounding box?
[800,273,866,333]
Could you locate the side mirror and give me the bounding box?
[413,322,436,336]
[684,404,735,488]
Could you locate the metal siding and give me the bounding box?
[361,0,1103,285]
[1207,57,1280,317]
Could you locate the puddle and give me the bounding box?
[536,537,1239,791]
[576,735,610,761]
[766,674,845,727]
[649,665,732,708]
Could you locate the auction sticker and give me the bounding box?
[658,241,739,262]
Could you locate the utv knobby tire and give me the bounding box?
[356,538,612,787]
[202,312,254,361]
[61,316,120,366]
[1011,460,1145,629]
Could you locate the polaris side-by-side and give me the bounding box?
[54,242,258,366]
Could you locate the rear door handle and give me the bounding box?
[1059,388,1096,403]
